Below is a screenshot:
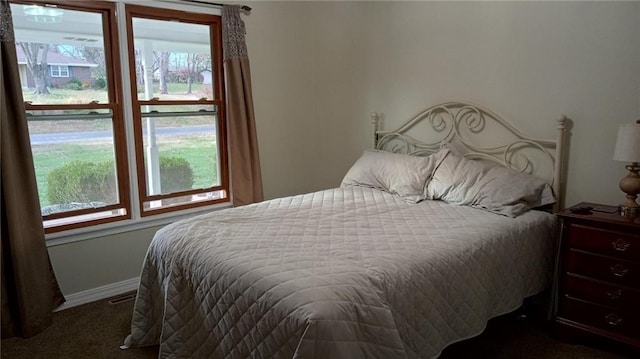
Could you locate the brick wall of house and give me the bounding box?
[49,66,94,88]
[25,66,94,88]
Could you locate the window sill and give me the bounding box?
[45,201,233,247]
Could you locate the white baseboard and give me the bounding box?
[55,277,140,312]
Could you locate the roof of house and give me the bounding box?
[15,45,97,67]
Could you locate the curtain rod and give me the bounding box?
[182,0,252,12]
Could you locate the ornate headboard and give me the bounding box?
[372,102,571,211]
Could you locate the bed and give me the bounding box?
[123,102,571,358]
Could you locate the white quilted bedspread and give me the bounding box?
[124,186,555,358]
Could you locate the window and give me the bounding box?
[10,0,229,233]
[125,5,228,216]
[50,65,69,77]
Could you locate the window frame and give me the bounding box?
[124,4,229,216]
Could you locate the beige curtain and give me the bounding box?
[222,5,263,206]
[0,0,65,339]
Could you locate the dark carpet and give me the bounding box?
[1,293,634,358]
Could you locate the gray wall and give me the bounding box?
[49,1,640,298]
[356,1,640,207]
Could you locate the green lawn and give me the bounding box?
[153,82,204,93]
[23,88,109,105]
[161,137,218,188]
[32,136,218,206]
[22,82,206,105]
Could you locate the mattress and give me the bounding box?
[124,186,556,358]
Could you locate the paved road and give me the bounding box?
[30,125,216,145]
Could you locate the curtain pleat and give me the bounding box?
[0,0,65,339]
[222,5,263,206]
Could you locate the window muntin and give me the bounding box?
[50,65,69,77]
[126,5,228,216]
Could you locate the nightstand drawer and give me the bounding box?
[561,297,640,339]
[566,250,640,288]
[567,224,639,261]
[564,274,640,311]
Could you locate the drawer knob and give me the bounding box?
[606,289,623,300]
[604,313,623,327]
[610,264,629,277]
[612,238,631,252]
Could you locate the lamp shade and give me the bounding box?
[613,122,640,163]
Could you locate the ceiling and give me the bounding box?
[10,3,211,54]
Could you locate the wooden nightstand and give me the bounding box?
[555,202,640,351]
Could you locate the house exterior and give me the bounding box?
[15,45,98,89]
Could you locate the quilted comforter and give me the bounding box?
[124,186,556,358]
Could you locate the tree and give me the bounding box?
[185,53,205,94]
[134,49,144,86]
[58,45,106,79]
[158,51,170,94]
[18,42,50,94]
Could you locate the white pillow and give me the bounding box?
[427,148,556,217]
[341,149,438,203]
[426,148,487,203]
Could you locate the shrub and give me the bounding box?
[47,160,116,205]
[63,78,83,90]
[46,156,193,207]
[196,85,213,100]
[67,77,82,86]
[63,82,83,90]
[95,77,107,89]
[160,156,194,193]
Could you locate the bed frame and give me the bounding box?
[371,101,571,211]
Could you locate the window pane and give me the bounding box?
[140,105,220,201]
[11,4,109,104]
[28,110,119,216]
[131,17,214,101]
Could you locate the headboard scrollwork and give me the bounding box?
[372,102,570,211]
